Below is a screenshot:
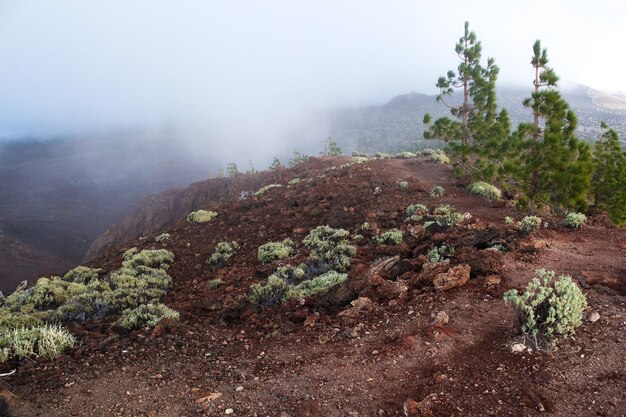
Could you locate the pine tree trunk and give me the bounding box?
[529,64,541,208]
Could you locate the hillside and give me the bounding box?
[4,156,625,416]
[327,84,626,154]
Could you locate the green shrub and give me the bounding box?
[374,229,403,245]
[421,148,450,164]
[503,269,587,348]
[468,181,502,200]
[122,249,174,270]
[258,239,296,264]
[357,221,371,232]
[505,216,514,225]
[248,276,291,308]
[350,156,369,165]
[303,226,356,272]
[398,181,409,192]
[432,204,464,227]
[288,178,301,186]
[120,303,179,330]
[426,244,454,263]
[274,264,307,284]
[406,204,429,223]
[206,279,224,290]
[255,184,282,196]
[0,324,75,362]
[186,210,217,223]
[291,271,347,298]
[208,241,240,266]
[395,151,417,159]
[374,152,392,159]
[155,233,171,243]
[565,212,587,229]
[430,185,445,198]
[519,216,542,233]
[62,266,102,284]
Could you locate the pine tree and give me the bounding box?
[516,41,593,212]
[218,167,225,178]
[226,162,239,177]
[592,122,626,225]
[246,160,256,174]
[423,21,510,174]
[321,137,342,156]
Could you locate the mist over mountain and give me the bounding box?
[327,83,626,154]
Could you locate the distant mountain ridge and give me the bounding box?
[327,83,626,154]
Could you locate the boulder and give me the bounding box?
[411,261,451,287]
[433,264,471,291]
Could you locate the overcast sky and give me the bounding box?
[0,0,624,141]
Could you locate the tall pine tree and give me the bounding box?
[424,21,510,175]
[516,40,592,212]
[592,122,626,225]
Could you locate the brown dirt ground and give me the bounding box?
[3,157,625,417]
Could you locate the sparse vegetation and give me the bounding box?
[432,204,464,227]
[255,184,282,196]
[519,216,542,233]
[206,279,224,290]
[321,137,342,156]
[120,303,179,330]
[248,275,291,308]
[0,324,76,362]
[430,185,444,198]
[406,203,429,223]
[505,216,514,225]
[420,148,450,164]
[374,229,403,245]
[350,156,369,165]
[398,181,409,192]
[395,151,417,159]
[289,150,309,167]
[155,233,171,243]
[208,241,240,266]
[186,210,217,223]
[302,226,356,273]
[468,181,502,200]
[258,239,296,264]
[288,178,301,185]
[426,244,454,263]
[290,271,347,298]
[504,269,587,348]
[269,157,283,171]
[565,212,587,229]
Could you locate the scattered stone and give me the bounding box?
[225,408,234,415]
[372,350,379,355]
[433,373,448,384]
[195,392,222,404]
[511,343,526,353]
[433,265,471,291]
[303,314,319,326]
[403,394,436,416]
[586,310,600,323]
[235,386,243,392]
[351,297,373,310]
[412,261,451,287]
[484,275,501,286]
[433,311,449,326]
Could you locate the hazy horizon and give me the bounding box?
[1,0,625,158]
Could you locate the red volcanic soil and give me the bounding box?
[4,157,626,417]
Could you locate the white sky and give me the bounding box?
[0,0,624,139]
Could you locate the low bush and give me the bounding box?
[421,148,450,164]
[350,156,369,165]
[565,212,587,229]
[208,241,240,266]
[467,181,502,200]
[274,264,307,285]
[374,152,392,159]
[291,271,347,298]
[255,184,282,195]
[62,266,102,284]
[395,151,417,159]
[406,204,429,223]
[430,185,444,198]
[155,233,171,243]
[120,303,179,330]
[0,324,76,362]
[432,204,464,227]
[122,248,174,270]
[288,178,301,186]
[374,229,403,245]
[206,279,224,290]
[303,226,356,273]
[186,210,217,223]
[519,216,542,233]
[248,276,291,308]
[505,216,514,225]
[258,239,296,264]
[398,181,409,192]
[426,244,454,263]
[503,269,587,348]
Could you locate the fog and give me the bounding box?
[1,0,625,166]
